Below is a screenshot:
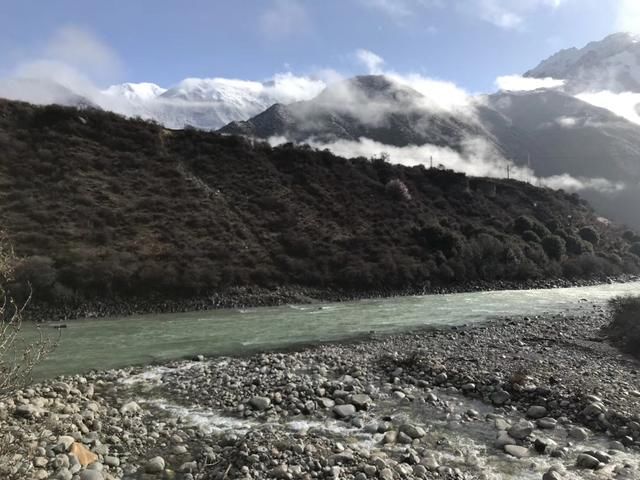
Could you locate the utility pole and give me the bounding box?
[507,164,510,180]
[430,156,433,169]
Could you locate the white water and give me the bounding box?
[135,380,639,480]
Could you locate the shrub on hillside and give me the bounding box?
[521,230,541,243]
[542,235,566,261]
[385,179,412,201]
[415,224,462,258]
[579,226,599,245]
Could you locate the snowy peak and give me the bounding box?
[103,83,167,102]
[526,32,640,93]
[160,78,264,103]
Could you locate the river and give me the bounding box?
[27,281,640,379]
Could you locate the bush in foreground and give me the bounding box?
[605,296,640,358]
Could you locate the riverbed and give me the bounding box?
[5,302,640,480]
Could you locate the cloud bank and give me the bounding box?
[268,136,622,194]
[576,91,640,126]
[495,74,565,92]
[360,0,567,29]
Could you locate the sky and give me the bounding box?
[0,0,637,93]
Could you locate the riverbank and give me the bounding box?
[2,302,639,479]
[23,275,638,322]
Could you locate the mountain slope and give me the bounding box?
[220,76,492,149]
[478,89,640,181]
[526,32,640,93]
[0,99,637,310]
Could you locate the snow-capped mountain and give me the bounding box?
[0,74,326,131]
[103,82,167,102]
[220,75,491,149]
[526,32,640,93]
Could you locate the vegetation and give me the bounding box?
[605,296,640,358]
[0,99,639,309]
[0,233,54,399]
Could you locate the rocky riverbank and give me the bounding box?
[2,302,639,480]
[24,276,637,323]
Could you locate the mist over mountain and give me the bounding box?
[479,89,640,181]
[0,74,327,130]
[220,76,492,149]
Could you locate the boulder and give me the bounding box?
[120,401,141,415]
[249,396,271,411]
[70,443,98,467]
[144,456,166,474]
[526,406,547,419]
[333,404,356,418]
[576,453,600,469]
[350,394,372,410]
[399,424,426,439]
[79,471,103,480]
[508,420,534,440]
[504,445,530,458]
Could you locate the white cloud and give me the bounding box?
[360,0,569,29]
[352,49,476,114]
[259,0,310,39]
[576,91,640,125]
[358,0,444,19]
[456,0,567,30]
[42,26,122,81]
[269,136,621,193]
[543,174,624,193]
[0,25,123,104]
[9,26,122,94]
[495,74,565,91]
[356,49,385,74]
[617,0,640,33]
[555,116,578,128]
[387,72,476,113]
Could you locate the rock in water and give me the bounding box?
[576,453,600,469]
[504,445,530,458]
[333,404,356,418]
[543,470,563,480]
[120,401,141,415]
[399,424,426,439]
[351,394,372,410]
[508,420,534,440]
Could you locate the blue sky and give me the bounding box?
[0,0,636,92]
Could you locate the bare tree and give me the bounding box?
[0,234,57,478]
[0,236,56,400]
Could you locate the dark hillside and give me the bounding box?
[0,99,638,311]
